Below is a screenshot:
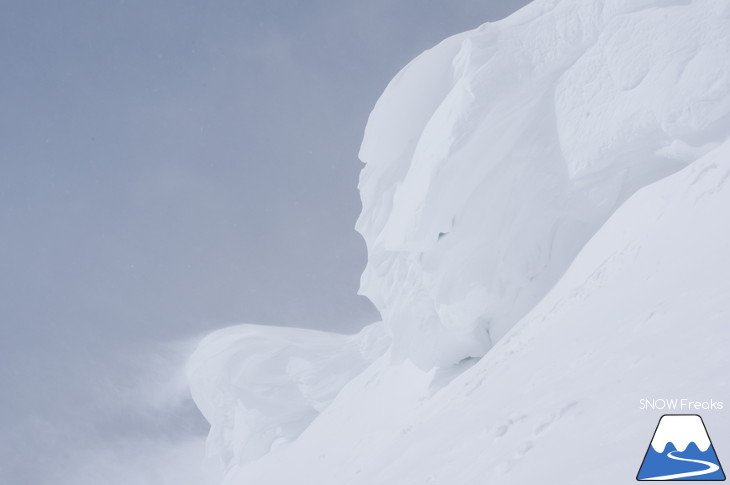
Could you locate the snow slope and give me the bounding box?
[209,135,730,485]
[189,0,730,482]
[357,0,730,369]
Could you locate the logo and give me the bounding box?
[637,414,725,481]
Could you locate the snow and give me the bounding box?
[651,415,712,453]
[187,322,388,469]
[215,139,730,484]
[188,0,730,482]
[356,0,730,369]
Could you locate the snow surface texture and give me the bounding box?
[358,0,730,368]
[187,323,389,468]
[188,0,730,482]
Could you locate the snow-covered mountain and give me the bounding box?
[188,0,730,482]
[651,415,712,453]
[638,415,724,480]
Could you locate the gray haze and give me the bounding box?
[0,1,530,483]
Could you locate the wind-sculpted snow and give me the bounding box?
[224,106,730,485]
[190,0,730,481]
[357,0,730,368]
[187,322,388,468]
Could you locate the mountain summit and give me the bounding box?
[652,415,712,453]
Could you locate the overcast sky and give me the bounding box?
[0,1,530,483]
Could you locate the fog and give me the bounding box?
[0,1,530,482]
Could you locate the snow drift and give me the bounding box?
[187,322,388,468]
[188,0,730,482]
[357,0,730,368]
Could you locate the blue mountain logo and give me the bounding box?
[637,414,725,481]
